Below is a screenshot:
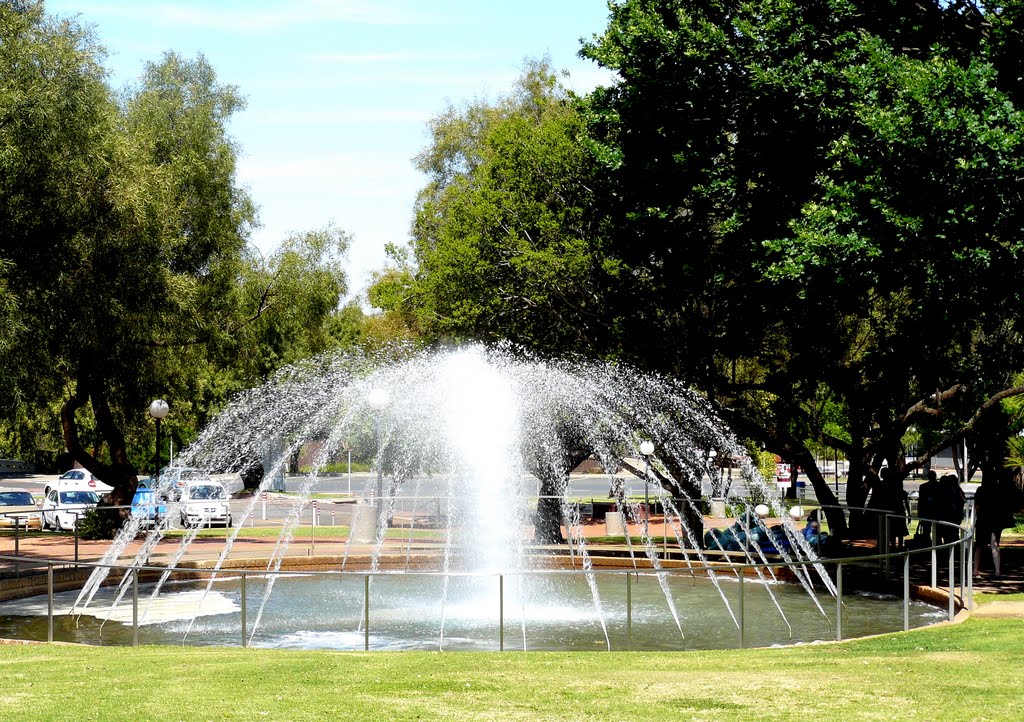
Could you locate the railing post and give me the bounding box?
[967,531,975,609]
[903,553,910,632]
[738,568,745,649]
[948,545,955,622]
[47,563,54,643]
[132,568,139,647]
[836,562,843,642]
[930,523,937,588]
[364,575,370,652]
[74,516,79,563]
[959,537,966,603]
[626,572,632,650]
[13,517,19,577]
[241,571,247,648]
[499,574,504,652]
[882,514,890,576]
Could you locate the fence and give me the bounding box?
[0,502,974,651]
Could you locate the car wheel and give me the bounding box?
[226,515,233,528]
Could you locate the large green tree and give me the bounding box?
[388,60,616,353]
[1,3,286,503]
[579,0,1024,530]
[389,1,1024,535]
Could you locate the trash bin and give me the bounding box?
[605,511,626,536]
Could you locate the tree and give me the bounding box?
[579,0,1024,533]
[230,226,351,384]
[0,3,256,503]
[387,59,616,353]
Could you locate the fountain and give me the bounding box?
[0,346,947,649]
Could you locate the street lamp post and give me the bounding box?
[640,440,655,535]
[367,389,390,519]
[149,399,169,487]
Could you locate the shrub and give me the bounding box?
[76,506,123,540]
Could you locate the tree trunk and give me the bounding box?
[533,475,566,544]
[787,446,848,537]
[60,363,138,510]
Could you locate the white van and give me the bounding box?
[179,480,232,528]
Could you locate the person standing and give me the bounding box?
[973,477,1015,578]
[916,470,942,543]
[938,473,966,544]
[870,468,910,550]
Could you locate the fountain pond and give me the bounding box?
[0,346,944,649]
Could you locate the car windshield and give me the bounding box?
[59,491,99,505]
[0,491,35,506]
[188,485,224,500]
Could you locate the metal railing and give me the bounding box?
[0,502,976,651]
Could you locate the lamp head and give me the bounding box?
[149,399,169,420]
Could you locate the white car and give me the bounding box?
[0,488,42,530]
[158,466,213,501]
[179,481,232,528]
[44,469,113,497]
[41,488,100,532]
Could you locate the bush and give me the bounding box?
[76,506,123,540]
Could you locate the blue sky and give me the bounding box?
[46,1,615,299]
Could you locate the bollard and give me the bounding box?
[836,562,843,642]
[499,575,504,652]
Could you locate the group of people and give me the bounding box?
[916,470,967,545]
[703,469,1016,579]
[904,470,1014,578]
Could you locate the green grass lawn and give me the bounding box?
[0,618,1020,720]
[975,591,1024,604]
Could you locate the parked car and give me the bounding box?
[41,488,100,532]
[0,487,42,530]
[44,469,113,497]
[130,481,168,528]
[157,466,213,501]
[179,480,232,528]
